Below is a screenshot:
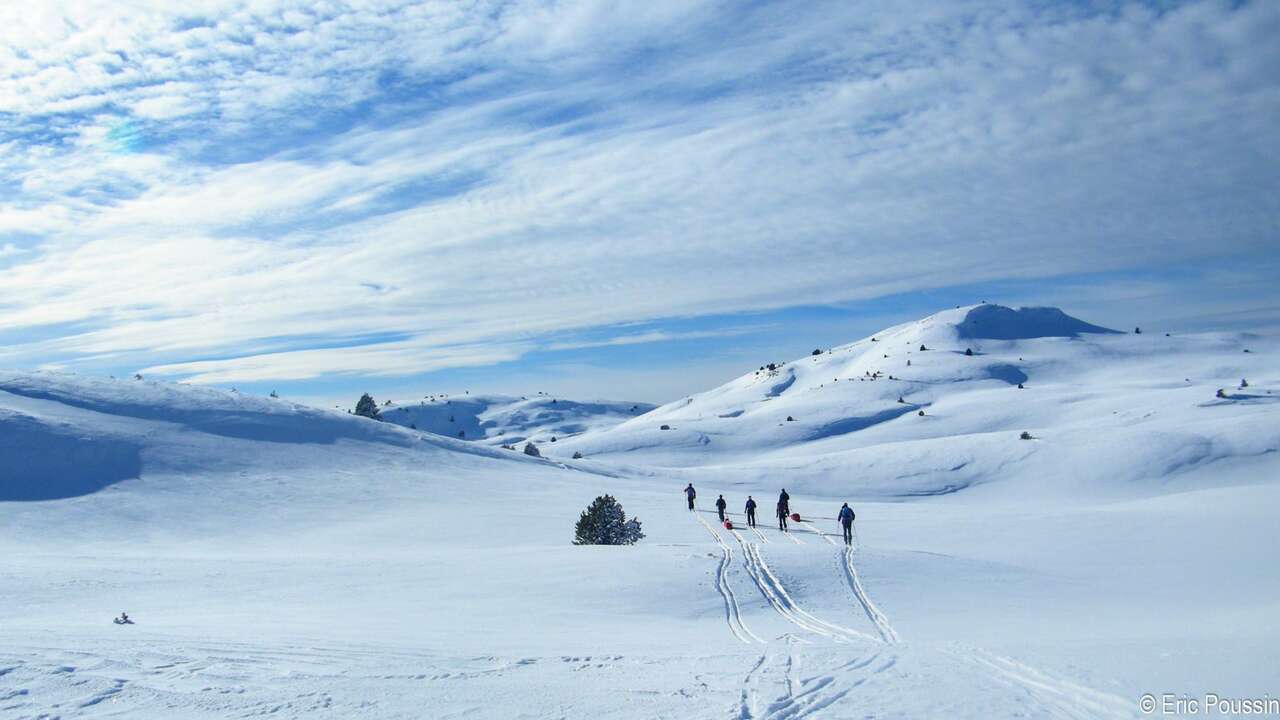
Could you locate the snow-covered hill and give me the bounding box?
[2,304,1278,719]
[556,304,1279,500]
[377,393,653,445]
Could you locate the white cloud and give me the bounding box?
[1,0,1277,383]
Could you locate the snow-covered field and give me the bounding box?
[2,305,1277,719]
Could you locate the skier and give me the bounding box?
[778,488,790,516]
[838,503,856,546]
[684,483,697,511]
[114,611,132,625]
[745,496,757,527]
[776,500,789,531]
[715,494,727,522]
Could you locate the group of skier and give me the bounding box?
[683,483,857,545]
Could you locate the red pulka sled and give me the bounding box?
[790,512,801,522]
[723,520,734,530]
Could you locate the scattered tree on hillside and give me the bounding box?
[550,436,557,442]
[134,373,143,380]
[269,390,279,398]
[1017,383,1025,389]
[573,495,644,546]
[1216,388,1228,399]
[1020,431,1033,440]
[354,393,381,420]
[898,396,905,403]
[573,451,584,459]
[660,424,671,430]
[1134,327,1142,334]
[458,430,466,438]
[1241,378,1249,388]
[919,344,928,351]
[410,423,417,430]
[786,416,795,422]
[964,348,974,356]
[918,410,925,416]
[524,442,541,457]
[812,348,822,356]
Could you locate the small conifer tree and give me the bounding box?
[354,393,381,420]
[573,495,644,545]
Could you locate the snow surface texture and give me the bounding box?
[2,304,1278,719]
[377,393,654,446]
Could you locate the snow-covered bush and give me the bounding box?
[523,442,541,457]
[354,393,381,420]
[573,495,644,546]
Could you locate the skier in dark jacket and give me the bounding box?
[776,500,789,531]
[745,496,757,527]
[778,489,790,515]
[684,483,696,511]
[715,495,727,522]
[838,503,856,545]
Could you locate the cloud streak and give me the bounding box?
[1,0,1277,385]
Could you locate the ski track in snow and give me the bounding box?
[737,640,896,720]
[796,519,837,546]
[726,528,875,644]
[958,649,1138,720]
[840,545,900,644]
[692,511,763,644]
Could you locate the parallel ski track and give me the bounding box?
[692,513,762,644]
[840,545,899,644]
[727,529,874,644]
[958,650,1137,719]
[796,519,837,546]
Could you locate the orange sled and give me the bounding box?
[723,520,734,530]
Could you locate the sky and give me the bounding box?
[1,0,1277,408]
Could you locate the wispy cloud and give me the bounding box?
[1,0,1277,386]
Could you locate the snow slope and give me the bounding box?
[376,392,653,445]
[2,304,1278,719]
[555,305,1279,500]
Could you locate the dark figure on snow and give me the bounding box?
[715,495,727,522]
[778,489,790,516]
[777,500,789,531]
[684,483,697,511]
[745,496,757,527]
[838,503,856,546]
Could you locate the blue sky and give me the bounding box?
[2,0,1278,407]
